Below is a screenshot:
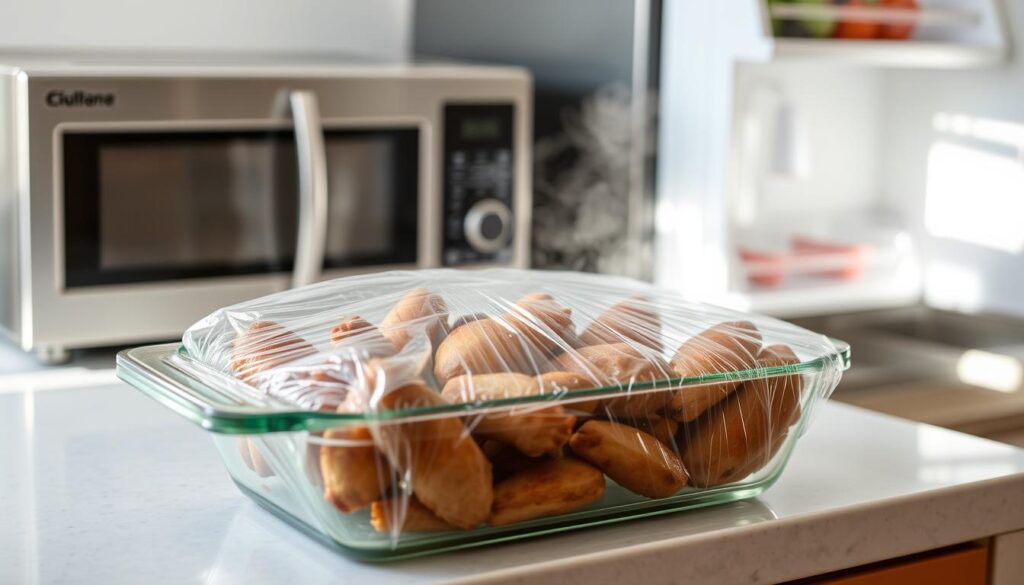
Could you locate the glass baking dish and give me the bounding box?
[116,269,850,561]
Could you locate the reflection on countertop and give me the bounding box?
[0,336,121,389]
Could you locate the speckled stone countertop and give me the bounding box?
[3,377,1024,584]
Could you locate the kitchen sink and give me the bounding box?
[792,307,1024,446]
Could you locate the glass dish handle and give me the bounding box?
[117,344,294,433]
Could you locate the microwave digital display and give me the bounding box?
[62,128,419,288]
[460,118,502,142]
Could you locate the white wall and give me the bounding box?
[731,62,884,230]
[656,0,892,303]
[880,0,1024,317]
[654,0,771,297]
[1,0,412,58]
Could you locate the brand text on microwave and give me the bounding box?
[45,91,116,108]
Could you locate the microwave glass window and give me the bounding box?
[97,139,289,271]
[323,139,397,262]
[63,129,418,287]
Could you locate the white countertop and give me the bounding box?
[3,371,1024,584]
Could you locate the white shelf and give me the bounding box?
[769,4,981,28]
[772,38,1005,68]
[756,0,1007,69]
[718,274,922,318]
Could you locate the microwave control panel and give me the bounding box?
[442,104,515,266]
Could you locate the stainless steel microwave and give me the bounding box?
[0,53,531,360]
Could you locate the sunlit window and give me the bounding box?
[925,139,1024,254]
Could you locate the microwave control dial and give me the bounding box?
[463,198,512,254]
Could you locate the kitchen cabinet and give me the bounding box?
[792,543,988,584]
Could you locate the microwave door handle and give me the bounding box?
[289,90,329,288]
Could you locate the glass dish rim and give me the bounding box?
[115,338,849,434]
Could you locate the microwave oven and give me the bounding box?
[0,53,532,361]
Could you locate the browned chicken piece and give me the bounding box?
[307,379,385,485]
[442,373,575,458]
[323,315,402,398]
[379,288,449,351]
[433,318,548,385]
[229,321,316,384]
[536,371,600,415]
[507,292,582,351]
[374,383,493,529]
[550,343,674,418]
[237,437,274,477]
[667,321,763,423]
[230,323,322,474]
[370,496,455,533]
[489,457,605,527]
[433,292,580,385]
[758,344,805,443]
[330,315,391,348]
[441,371,538,402]
[680,343,804,488]
[579,296,662,352]
[449,312,490,332]
[736,343,804,475]
[570,420,688,499]
[467,406,575,458]
[280,317,392,412]
[271,316,396,414]
[621,415,679,449]
[330,315,373,344]
[320,424,393,513]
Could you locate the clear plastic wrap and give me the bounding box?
[118,268,849,559]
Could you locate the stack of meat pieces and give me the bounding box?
[228,287,804,534]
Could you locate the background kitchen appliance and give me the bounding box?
[414,0,661,279]
[0,52,532,361]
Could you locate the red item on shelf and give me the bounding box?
[834,0,883,39]
[879,0,919,40]
[738,248,788,288]
[792,236,872,280]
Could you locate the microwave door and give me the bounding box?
[287,93,421,285]
[63,130,301,288]
[317,130,420,274]
[288,91,329,288]
[61,103,419,292]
